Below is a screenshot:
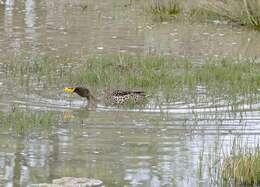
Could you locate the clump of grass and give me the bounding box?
[148,0,182,21]
[221,145,260,185]
[145,0,260,29]
[193,0,260,29]
[189,7,227,23]
[207,138,260,186]
[0,107,57,134]
[221,152,260,185]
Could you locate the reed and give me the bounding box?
[193,0,260,29]
[221,140,260,185]
[148,0,182,21]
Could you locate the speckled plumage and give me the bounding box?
[105,90,146,105]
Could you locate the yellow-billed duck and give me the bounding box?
[64,87,146,105]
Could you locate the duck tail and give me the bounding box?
[145,94,151,98]
[131,91,145,95]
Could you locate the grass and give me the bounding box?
[148,0,182,21]
[0,107,57,134]
[1,55,70,76]
[206,138,260,186]
[67,55,260,102]
[221,152,260,185]
[0,55,74,87]
[146,0,260,30]
[2,54,260,104]
[193,0,260,29]
[221,143,260,185]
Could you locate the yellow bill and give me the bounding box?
[64,87,76,93]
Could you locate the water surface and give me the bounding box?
[1,0,260,59]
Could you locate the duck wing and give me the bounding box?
[112,90,145,96]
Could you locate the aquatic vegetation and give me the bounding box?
[0,55,73,87]
[148,0,182,21]
[2,54,260,104]
[2,55,67,76]
[221,145,260,185]
[188,7,227,23]
[190,0,260,29]
[68,56,260,103]
[0,107,56,134]
[0,55,78,99]
[146,0,260,29]
[205,138,260,186]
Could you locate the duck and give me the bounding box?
[64,87,147,105]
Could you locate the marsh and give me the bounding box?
[0,0,260,186]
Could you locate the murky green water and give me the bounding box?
[0,0,260,186]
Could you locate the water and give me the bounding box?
[0,96,259,186]
[1,0,260,59]
[0,0,260,186]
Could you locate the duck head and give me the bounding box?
[64,87,95,101]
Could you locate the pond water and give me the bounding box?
[0,0,260,187]
[1,99,260,186]
[1,0,260,59]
